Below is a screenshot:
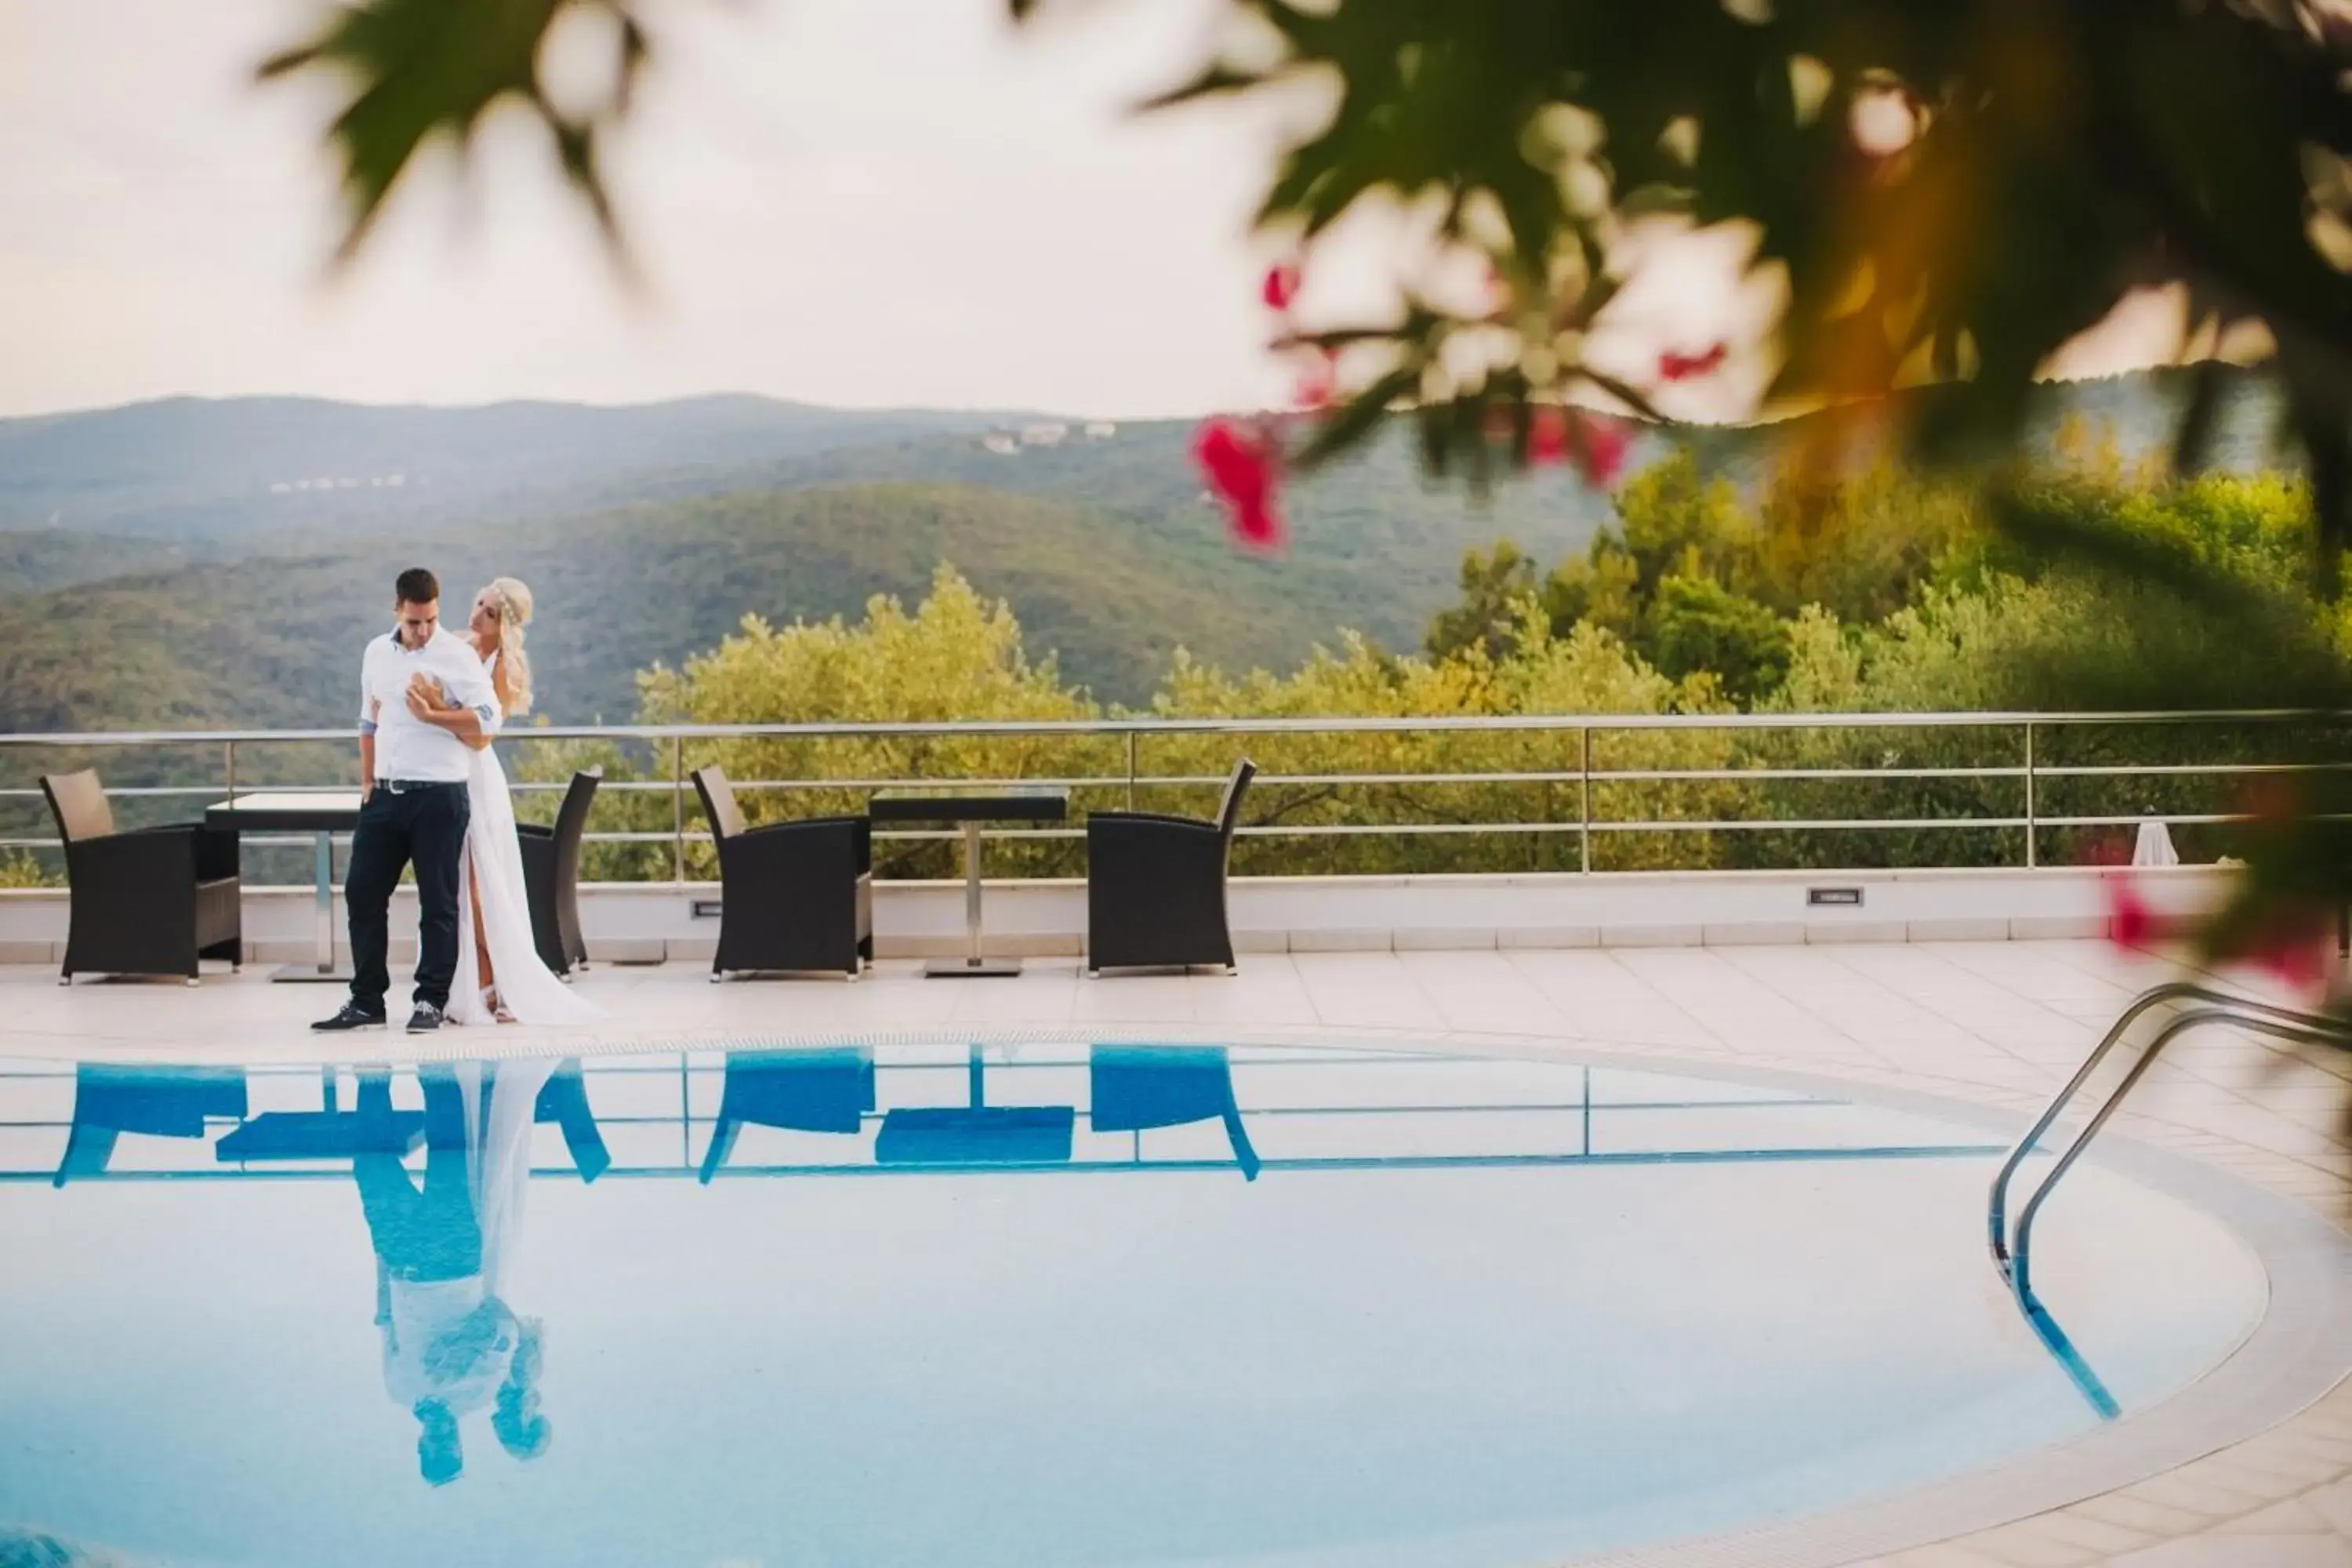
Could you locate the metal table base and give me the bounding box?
[273,829,350,983]
[924,822,1023,978]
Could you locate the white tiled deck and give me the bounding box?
[6,940,2352,1567]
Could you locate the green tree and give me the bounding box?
[1613,454,1755,593]
[0,851,56,888]
[1425,542,1540,662]
[514,564,1113,881]
[1641,574,1791,704]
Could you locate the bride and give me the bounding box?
[412,578,599,1028]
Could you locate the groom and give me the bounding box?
[315,568,504,1034]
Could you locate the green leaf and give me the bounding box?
[261,0,650,270]
[1293,365,1421,470]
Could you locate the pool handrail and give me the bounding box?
[1987,982,2337,1276]
[1991,982,2351,1300]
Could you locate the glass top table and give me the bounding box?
[868,788,1069,977]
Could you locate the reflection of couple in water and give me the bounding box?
[354,1060,555,1486]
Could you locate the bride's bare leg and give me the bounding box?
[470,863,495,993]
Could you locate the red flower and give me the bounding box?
[1192,417,1285,552]
[1261,260,1302,314]
[1527,405,1569,464]
[1294,351,1337,412]
[1658,343,1729,382]
[1570,412,1630,487]
[2236,904,2338,996]
[1524,408,1562,463]
[1523,407,1629,488]
[2256,938,2333,993]
[2106,876,2157,949]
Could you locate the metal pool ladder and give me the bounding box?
[1989,981,2350,1296]
[1985,980,2350,1416]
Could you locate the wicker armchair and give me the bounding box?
[692,766,873,978]
[42,769,241,985]
[1084,758,1254,975]
[518,768,600,975]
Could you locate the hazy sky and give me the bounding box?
[0,1,2185,422]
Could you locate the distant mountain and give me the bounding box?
[0,479,1577,732]
[0,367,2297,738]
[0,394,1033,539]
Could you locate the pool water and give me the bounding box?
[0,1042,2267,1567]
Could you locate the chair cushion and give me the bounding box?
[43,771,115,842]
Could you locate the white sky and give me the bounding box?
[0,0,2184,422]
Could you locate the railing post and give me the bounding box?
[2024,721,2037,869]
[1578,726,1592,874]
[671,734,686,885]
[223,739,236,805]
[1125,730,1138,811]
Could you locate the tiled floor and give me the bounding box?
[6,938,2350,1567]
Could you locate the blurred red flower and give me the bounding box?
[1524,407,1629,488]
[2234,904,2338,996]
[1294,352,1336,412]
[1658,343,1729,382]
[1527,405,1569,464]
[1570,412,1630,487]
[2105,876,2157,949]
[1192,417,1284,552]
[1261,261,1301,314]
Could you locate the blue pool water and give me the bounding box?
[0,1042,2267,1567]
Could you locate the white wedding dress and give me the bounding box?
[450,651,599,1028]
[375,1057,553,1419]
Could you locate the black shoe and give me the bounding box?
[314,1002,387,1032]
[406,1002,445,1034]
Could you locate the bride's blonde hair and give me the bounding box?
[477,576,535,717]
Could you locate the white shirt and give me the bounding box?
[382,1274,517,1415]
[358,626,503,784]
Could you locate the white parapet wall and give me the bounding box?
[0,864,2237,967]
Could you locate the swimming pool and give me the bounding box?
[0,1037,2321,1566]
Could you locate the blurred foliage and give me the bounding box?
[260,0,648,270]
[1104,2,2352,564]
[264,0,2352,539]
[0,850,56,888]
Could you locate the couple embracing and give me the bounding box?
[315,567,597,1034]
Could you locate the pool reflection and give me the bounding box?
[53,1065,247,1186]
[1090,1046,1259,1181]
[0,1040,2274,1558]
[354,1063,554,1486]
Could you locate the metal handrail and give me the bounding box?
[5,708,2346,875]
[1987,982,2326,1273]
[0,705,2345,746]
[1991,982,2352,1299]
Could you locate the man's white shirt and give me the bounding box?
[358,626,503,784]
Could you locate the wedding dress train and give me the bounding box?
[450,667,598,1028]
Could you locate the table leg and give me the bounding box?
[924,819,1022,977]
[964,821,984,966]
[314,830,335,973]
[273,829,351,982]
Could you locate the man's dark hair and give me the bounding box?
[394,567,440,606]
